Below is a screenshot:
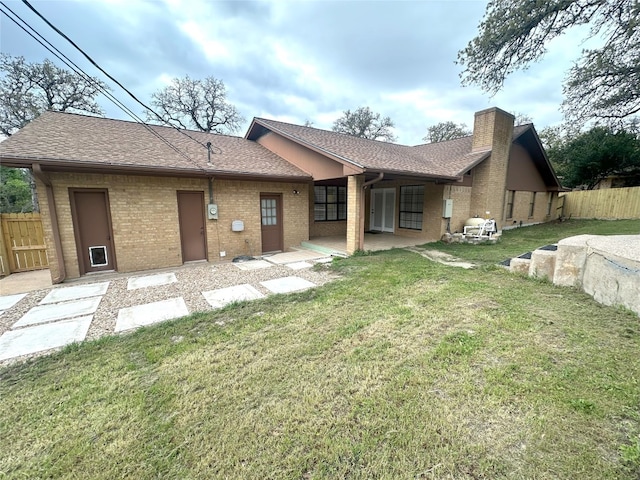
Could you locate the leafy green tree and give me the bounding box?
[539,125,573,176]
[458,0,640,126]
[554,127,640,189]
[0,54,107,136]
[423,121,471,143]
[0,167,32,213]
[147,76,244,134]
[332,106,396,142]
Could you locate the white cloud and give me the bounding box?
[2,0,597,141]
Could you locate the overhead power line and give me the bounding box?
[19,0,215,155]
[0,4,200,166]
[0,2,206,169]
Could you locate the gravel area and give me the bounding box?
[0,259,340,366]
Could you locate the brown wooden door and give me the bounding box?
[260,193,283,253]
[177,191,207,262]
[70,189,116,274]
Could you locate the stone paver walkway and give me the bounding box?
[0,251,334,363]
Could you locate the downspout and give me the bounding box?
[359,172,384,250]
[32,163,66,284]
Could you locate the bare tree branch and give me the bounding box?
[0,54,107,136]
[146,76,244,134]
[332,106,396,142]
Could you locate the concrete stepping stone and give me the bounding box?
[260,276,315,294]
[202,284,265,309]
[286,261,313,270]
[233,260,273,271]
[40,282,110,305]
[265,250,328,265]
[314,257,334,264]
[0,316,92,361]
[0,293,27,313]
[127,273,177,290]
[15,297,102,328]
[115,297,189,332]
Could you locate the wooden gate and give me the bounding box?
[0,213,49,276]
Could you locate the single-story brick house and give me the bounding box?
[0,107,562,282]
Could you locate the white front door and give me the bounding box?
[370,188,395,233]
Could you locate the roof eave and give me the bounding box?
[367,167,460,182]
[0,155,311,181]
[452,151,492,177]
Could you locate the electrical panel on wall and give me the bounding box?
[442,199,453,218]
[207,203,218,220]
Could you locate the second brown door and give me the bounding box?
[260,193,283,253]
[177,191,207,262]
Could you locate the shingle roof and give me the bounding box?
[248,118,529,179]
[0,111,310,179]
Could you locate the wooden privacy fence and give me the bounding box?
[560,186,640,219]
[0,213,49,276]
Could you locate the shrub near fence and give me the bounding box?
[560,186,640,219]
[0,213,49,276]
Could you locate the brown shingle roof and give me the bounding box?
[248,118,512,179]
[0,111,310,179]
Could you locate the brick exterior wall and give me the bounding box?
[504,190,559,228]
[36,173,308,280]
[346,175,364,253]
[447,185,473,234]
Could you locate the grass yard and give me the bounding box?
[1,220,639,479]
[426,218,639,265]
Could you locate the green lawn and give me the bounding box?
[426,218,640,265]
[1,220,639,479]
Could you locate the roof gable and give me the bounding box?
[511,124,562,189]
[247,118,484,179]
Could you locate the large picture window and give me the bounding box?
[399,185,424,230]
[314,185,347,221]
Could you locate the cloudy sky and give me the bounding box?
[1,0,589,145]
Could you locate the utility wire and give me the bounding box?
[0,3,206,169]
[20,0,215,155]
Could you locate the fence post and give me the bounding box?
[0,217,10,276]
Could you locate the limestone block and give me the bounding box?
[582,235,640,316]
[509,257,530,275]
[529,249,556,281]
[553,235,595,287]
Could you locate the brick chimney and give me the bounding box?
[469,107,515,230]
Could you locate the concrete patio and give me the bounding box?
[302,233,428,256]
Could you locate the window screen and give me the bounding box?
[399,185,424,230]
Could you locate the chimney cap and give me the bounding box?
[474,107,515,119]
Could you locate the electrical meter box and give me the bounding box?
[442,199,453,218]
[207,204,218,220]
